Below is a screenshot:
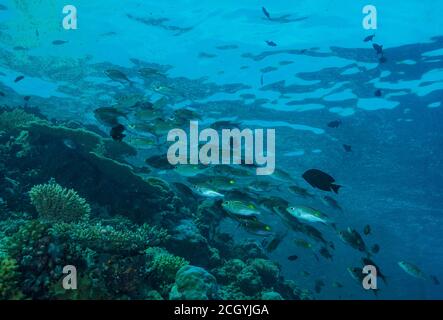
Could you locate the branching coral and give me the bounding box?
[51,221,169,253]
[0,256,23,299]
[29,181,91,222]
[0,109,39,131]
[145,247,189,285]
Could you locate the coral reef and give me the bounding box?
[0,109,39,131]
[0,109,310,300]
[145,247,189,296]
[29,181,91,222]
[169,265,219,300]
[0,256,23,299]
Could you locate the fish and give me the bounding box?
[289,185,314,198]
[371,244,380,254]
[348,267,364,283]
[173,108,201,121]
[23,96,31,101]
[332,281,343,288]
[430,275,440,285]
[222,200,260,219]
[272,168,294,182]
[0,91,5,97]
[212,165,253,178]
[319,246,333,260]
[364,34,375,42]
[14,75,25,83]
[362,257,387,284]
[110,124,126,142]
[191,176,237,191]
[263,232,287,252]
[322,196,342,211]
[398,261,426,280]
[294,239,312,249]
[173,182,197,200]
[13,46,28,51]
[363,225,371,236]
[145,154,174,170]
[94,107,127,126]
[238,217,272,235]
[52,40,68,45]
[138,67,163,78]
[300,271,310,277]
[247,180,275,193]
[374,89,382,97]
[287,255,298,261]
[262,7,271,19]
[265,40,277,47]
[63,139,77,150]
[191,185,224,198]
[104,69,133,84]
[339,227,367,253]
[373,43,383,55]
[173,165,208,177]
[286,206,329,225]
[327,120,341,128]
[314,280,325,293]
[302,169,341,194]
[343,144,352,152]
[126,136,156,149]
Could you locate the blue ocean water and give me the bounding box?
[0,0,442,300]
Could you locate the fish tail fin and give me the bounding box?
[331,184,341,194]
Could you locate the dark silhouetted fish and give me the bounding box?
[322,195,342,211]
[104,69,133,85]
[262,7,271,19]
[431,275,440,285]
[364,34,375,42]
[52,40,68,45]
[110,124,126,142]
[287,255,298,261]
[23,96,31,101]
[145,154,174,169]
[339,227,367,253]
[265,40,277,47]
[371,244,380,254]
[13,46,28,51]
[362,257,387,285]
[373,43,383,55]
[343,144,352,152]
[374,89,382,97]
[94,107,127,126]
[302,169,341,194]
[327,120,341,128]
[363,224,371,235]
[263,232,287,252]
[14,75,25,83]
[289,185,314,198]
[314,280,325,293]
[319,246,333,260]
